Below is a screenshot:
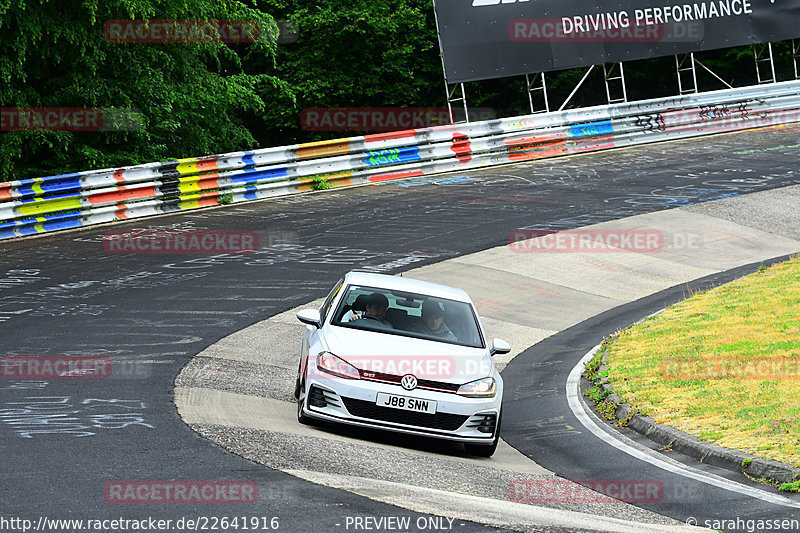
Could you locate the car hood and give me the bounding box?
[321,325,494,383]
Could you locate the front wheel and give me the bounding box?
[464,412,501,457]
[297,382,312,425]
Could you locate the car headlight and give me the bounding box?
[316,351,360,379]
[457,377,496,398]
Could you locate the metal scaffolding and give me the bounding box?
[675,53,698,94]
[441,40,794,124]
[675,53,733,94]
[754,42,777,84]
[603,62,628,104]
[444,82,469,124]
[557,66,595,111]
[525,72,550,114]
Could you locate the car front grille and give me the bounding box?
[358,370,461,394]
[340,397,468,431]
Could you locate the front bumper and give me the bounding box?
[300,374,502,443]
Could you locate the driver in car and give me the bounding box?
[349,293,393,327]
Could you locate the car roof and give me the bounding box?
[343,271,472,303]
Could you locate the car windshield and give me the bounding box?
[331,284,484,348]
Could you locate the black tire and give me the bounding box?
[464,412,501,457]
[293,363,302,399]
[296,382,312,425]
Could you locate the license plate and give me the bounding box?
[376,393,437,414]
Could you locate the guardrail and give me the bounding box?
[2,80,800,240]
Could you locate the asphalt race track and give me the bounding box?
[502,258,800,525]
[1,124,799,532]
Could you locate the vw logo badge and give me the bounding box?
[400,374,418,391]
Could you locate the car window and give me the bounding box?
[331,284,484,348]
[319,277,344,322]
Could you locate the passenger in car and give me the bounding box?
[414,300,456,340]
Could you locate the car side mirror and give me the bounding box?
[490,338,511,356]
[296,309,322,328]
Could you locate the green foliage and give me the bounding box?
[595,400,617,420]
[756,417,800,435]
[698,430,726,441]
[0,0,292,180]
[615,406,636,428]
[584,382,610,404]
[583,348,606,382]
[254,0,443,144]
[779,480,800,492]
[311,175,332,190]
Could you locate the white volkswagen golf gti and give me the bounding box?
[295,270,510,457]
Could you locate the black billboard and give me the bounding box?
[433,0,800,83]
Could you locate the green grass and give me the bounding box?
[602,256,800,467]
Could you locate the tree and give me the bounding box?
[252,0,443,144]
[0,0,293,180]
